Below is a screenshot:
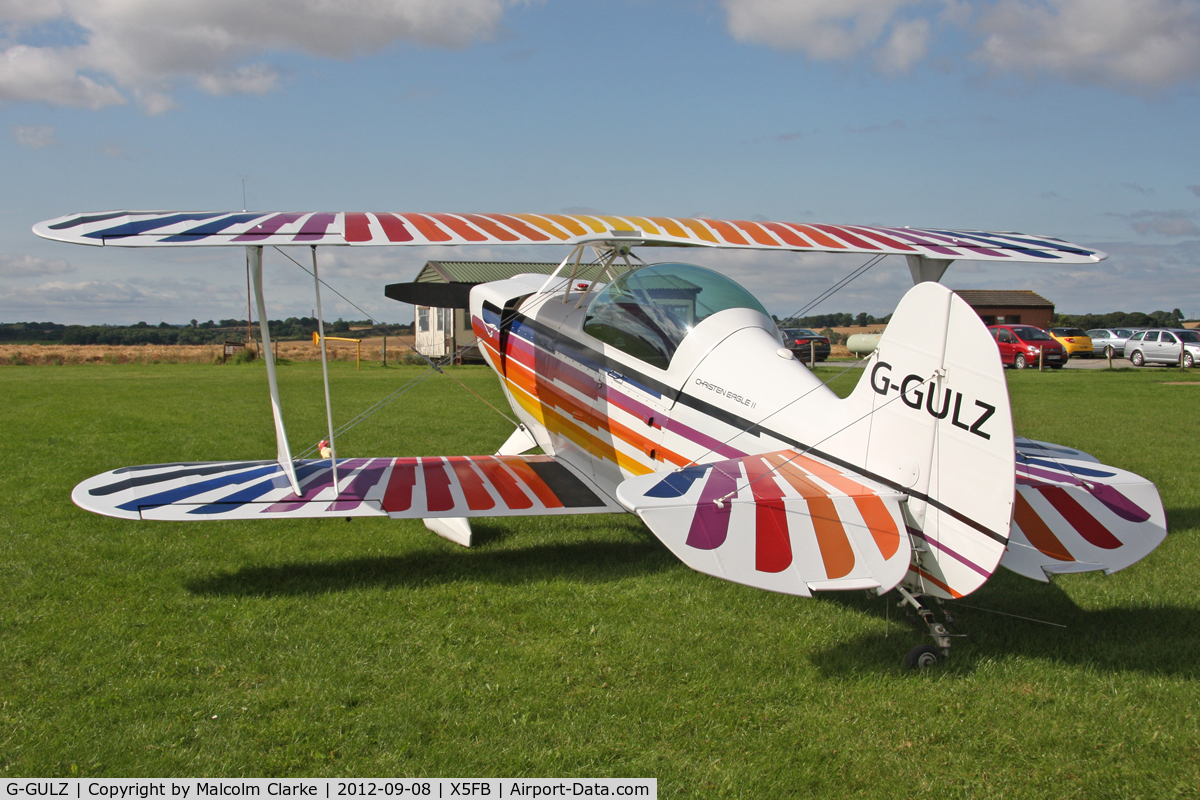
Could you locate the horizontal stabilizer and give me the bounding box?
[1001,452,1167,581]
[72,455,623,521]
[617,450,912,597]
[384,281,476,308]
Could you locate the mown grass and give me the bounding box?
[2,361,1199,796]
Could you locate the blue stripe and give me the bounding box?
[159,213,269,242]
[82,213,226,240]
[1022,457,1115,478]
[645,464,712,498]
[117,465,281,510]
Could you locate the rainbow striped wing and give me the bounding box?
[72,456,622,521]
[33,211,1105,263]
[616,450,911,597]
[1001,452,1167,580]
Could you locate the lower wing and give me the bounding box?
[72,455,623,521]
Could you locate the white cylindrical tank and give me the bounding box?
[847,333,882,356]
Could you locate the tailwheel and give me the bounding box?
[905,645,941,670]
[896,587,962,669]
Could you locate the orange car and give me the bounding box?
[1049,327,1094,358]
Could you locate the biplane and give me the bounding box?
[34,211,1167,668]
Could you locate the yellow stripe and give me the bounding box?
[514,214,571,240]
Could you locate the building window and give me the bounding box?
[418,307,429,333]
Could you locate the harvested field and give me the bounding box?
[0,335,417,366]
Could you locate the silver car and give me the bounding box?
[1087,328,1139,358]
[1125,329,1200,368]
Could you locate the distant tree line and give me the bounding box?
[0,318,415,345]
[1053,309,1187,330]
[775,312,892,329]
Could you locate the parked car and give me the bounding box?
[781,328,831,362]
[1049,327,1095,358]
[1124,329,1200,368]
[989,324,1067,369]
[1087,328,1139,358]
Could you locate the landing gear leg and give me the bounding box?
[897,587,960,669]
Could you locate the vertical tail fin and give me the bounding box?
[826,282,1015,598]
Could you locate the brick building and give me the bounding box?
[952,290,1055,329]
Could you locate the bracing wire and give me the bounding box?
[781,253,887,324]
[273,246,377,324]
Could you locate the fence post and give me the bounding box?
[382,335,387,367]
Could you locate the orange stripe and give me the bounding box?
[513,214,571,240]
[789,224,846,249]
[773,452,899,559]
[730,220,779,246]
[428,213,488,241]
[764,454,855,578]
[647,217,688,238]
[543,214,594,235]
[1014,491,1075,561]
[700,218,750,245]
[622,216,661,235]
[486,213,553,241]
[501,458,563,508]
[399,213,452,242]
[910,566,963,599]
[461,213,520,242]
[679,218,719,243]
[567,215,608,234]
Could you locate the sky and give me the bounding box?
[1,0,1197,325]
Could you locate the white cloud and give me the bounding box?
[1128,210,1200,236]
[720,0,1200,90]
[12,123,56,147]
[0,253,73,277]
[0,0,517,113]
[975,0,1200,89]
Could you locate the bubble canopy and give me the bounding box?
[583,262,772,369]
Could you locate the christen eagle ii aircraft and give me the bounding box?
[34,211,1167,668]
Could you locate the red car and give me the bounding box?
[988,324,1067,369]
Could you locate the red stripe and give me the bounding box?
[381,459,416,512]
[344,212,372,242]
[422,458,455,512]
[375,213,414,242]
[843,225,916,251]
[810,224,882,251]
[742,457,792,573]
[1038,486,1123,549]
[447,457,495,511]
[475,458,533,510]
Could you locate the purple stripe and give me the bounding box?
[908,527,992,578]
[294,212,337,241]
[1018,464,1084,486]
[664,417,745,459]
[328,457,391,511]
[686,461,740,550]
[233,212,305,242]
[264,459,369,512]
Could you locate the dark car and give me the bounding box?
[989,324,1067,369]
[781,328,831,362]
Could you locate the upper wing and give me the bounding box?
[33,211,1105,263]
[73,455,623,521]
[616,450,912,598]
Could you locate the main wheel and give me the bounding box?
[1130,350,1145,367]
[1184,352,1194,369]
[1014,354,1027,370]
[906,645,941,670]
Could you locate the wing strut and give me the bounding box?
[311,245,339,494]
[906,254,953,284]
[247,245,302,495]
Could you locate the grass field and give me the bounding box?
[2,360,1199,796]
